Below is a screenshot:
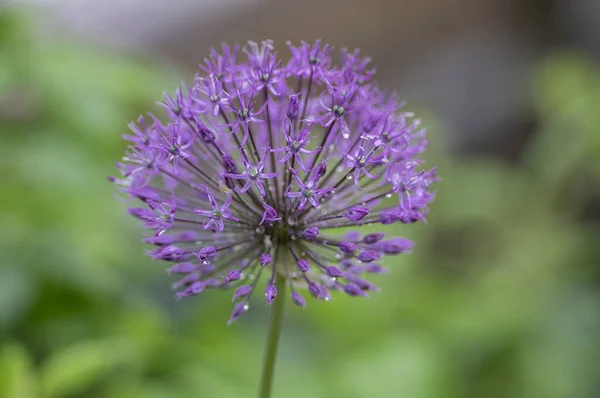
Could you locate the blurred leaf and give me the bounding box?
[0,267,35,332]
[0,343,37,398]
[106,380,183,398]
[528,53,600,189]
[0,11,31,91]
[177,365,254,398]
[336,334,456,398]
[40,338,135,397]
[520,291,600,398]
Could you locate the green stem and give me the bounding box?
[258,274,287,398]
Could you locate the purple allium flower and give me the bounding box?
[224,270,242,283]
[291,291,307,308]
[380,237,413,254]
[357,250,380,263]
[265,283,277,305]
[260,203,280,225]
[303,226,319,241]
[198,246,217,262]
[297,259,311,273]
[260,253,273,266]
[338,241,358,254]
[343,283,369,297]
[233,285,253,301]
[228,302,249,325]
[363,233,386,244]
[325,266,344,278]
[167,262,196,274]
[346,205,370,221]
[112,40,438,323]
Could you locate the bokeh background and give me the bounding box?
[1,1,600,397]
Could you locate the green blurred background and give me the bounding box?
[1,4,600,398]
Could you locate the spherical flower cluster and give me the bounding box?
[111,40,438,324]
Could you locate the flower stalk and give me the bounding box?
[258,273,287,398]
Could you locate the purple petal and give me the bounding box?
[343,283,369,297]
[325,266,344,278]
[303,227,319,241]
[381,238,413,254]
[291,291,306,308]
[363,233,386,244]
[198,246,217,262]
[338,241,357,253]
[260,253,273,266]
[228,302,249,325]
[265,284,277,305]
[297,259,311,272]
[224,270,241,282]
[232,285,253,301]
[346,205,369,221]
[167,262,196,274]
[357,250,380,263]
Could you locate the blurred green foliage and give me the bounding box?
[1,12,599,398]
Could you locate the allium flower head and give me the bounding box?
[112,40,438,324]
